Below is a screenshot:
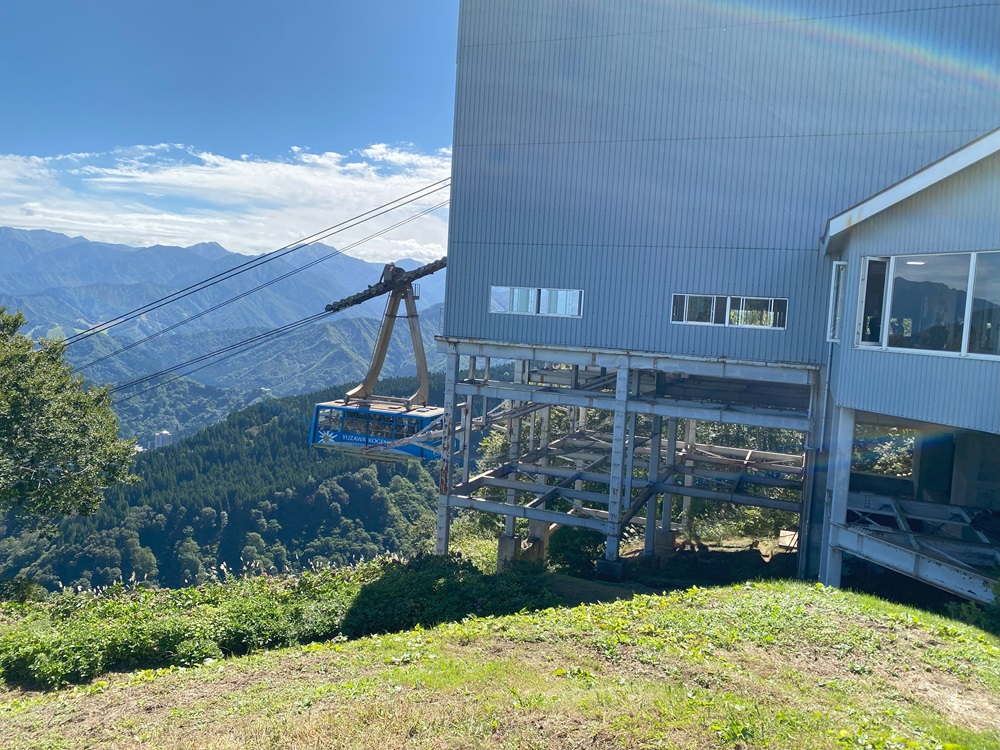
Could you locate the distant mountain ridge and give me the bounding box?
[0,226,447,335]
[0,227,448,438]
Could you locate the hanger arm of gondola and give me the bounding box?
[310,255,448,462]
[324,256,447,314]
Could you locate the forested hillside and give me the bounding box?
[0,375,445,590]
[105,307,445,441]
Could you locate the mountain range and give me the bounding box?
[0,227,448,439]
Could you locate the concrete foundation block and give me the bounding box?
[497,534,522,572]
[654,528,675,555]
[595,557,626,581]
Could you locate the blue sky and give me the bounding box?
[0,1,458,259]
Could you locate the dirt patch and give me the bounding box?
[897,670,1000,733]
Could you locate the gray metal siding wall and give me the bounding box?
[830,156,1000,433]
[444,0,1000,366]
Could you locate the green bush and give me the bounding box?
[547,527,605,578]
[0,555,554,689]
[945,578,1000,636]
[0,577,48,603]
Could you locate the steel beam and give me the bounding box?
[454,382,810,431]
[653,483,801,513]
[438,338,816,385]
[448,495,607,532]
[820,407,855,586]
[830,524,996,604]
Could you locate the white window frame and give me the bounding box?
[855,256,890,347]
[671,293,787,330]
[539,287,585,317]
[489,286,584,318]
[854,251,1000,360]
[827,261,847,342]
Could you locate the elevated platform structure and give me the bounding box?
[434,341,819,575]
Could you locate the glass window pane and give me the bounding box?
[540,288,582,316]
[490,286,511,313]
[772,298,787,328]
[687,295,714,323]
[714,296,728,324]
[970,251,1000,356]
[828,263,846,340]
[510,287,536,314]
[732,297,771,326]
[860,259,887,344]
[729,297,744,325]
[671,295,685,322]
[888,254,970,352]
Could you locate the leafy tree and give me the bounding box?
[0,308,135,518]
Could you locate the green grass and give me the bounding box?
[1,571,998,749]
[0,555,553,690]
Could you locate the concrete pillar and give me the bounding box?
[497,534,522,571]
[819,406,855,587]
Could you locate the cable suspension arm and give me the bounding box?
[324,256,447,314]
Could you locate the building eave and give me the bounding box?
[820,128,1000,256]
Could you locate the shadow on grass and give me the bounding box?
[341,548,804,640]
[628,547,799,590]
[340,554,558,639]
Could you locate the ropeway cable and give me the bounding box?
[77,199,449,372]
[109,313,330,405]
[108,310,330,395]
[64,178,449,346]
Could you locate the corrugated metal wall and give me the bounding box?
[444,0,1000,366]
[830,155,1000,433]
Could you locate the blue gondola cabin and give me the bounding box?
[310,400,444,461]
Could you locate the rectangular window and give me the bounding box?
[511,287,538,314]
[857,257,888,345]
[827,261,847,342]
[968,251,1000,356]
[888,253,970,352]
[855,251,999,359]
[671,294,786,329]
[490,286,583,317]
[539,288,583,316]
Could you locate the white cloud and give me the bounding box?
[0,143,451,262]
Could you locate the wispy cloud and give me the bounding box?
[0,143,450,261]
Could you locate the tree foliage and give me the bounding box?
[0,375,444,589]
[0,308,135,518]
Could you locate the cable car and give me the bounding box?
[311,261,446,462]
[310,400,443,461]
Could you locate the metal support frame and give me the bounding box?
[644,415,663,555]
[347,266,430,407]
[605,366,631,561]
[435,348,460,555]
[829,524,996,604]
[434,343,818,582]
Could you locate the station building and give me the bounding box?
[434,1,1000,602]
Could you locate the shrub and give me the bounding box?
[547,527,605,578]
[339,554,555,638]
[0,577,48,603]
[0,556,553,689]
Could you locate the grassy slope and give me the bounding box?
[2,580,998,750]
